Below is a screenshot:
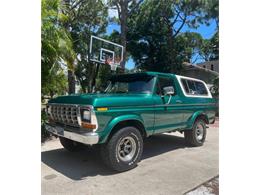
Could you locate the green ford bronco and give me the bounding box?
[45,72,216,171]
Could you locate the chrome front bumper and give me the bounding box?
[45,124,99,145]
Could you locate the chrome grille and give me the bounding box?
[49,104,79,127]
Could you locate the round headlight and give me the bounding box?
[82,110,91,121]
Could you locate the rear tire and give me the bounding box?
[101,126,143,172]
[184,118,207,147]
[59,137,83,152]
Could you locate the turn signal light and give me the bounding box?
[97,107,108,111]
[81,122,96,129]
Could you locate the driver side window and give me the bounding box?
[156,77,174,95]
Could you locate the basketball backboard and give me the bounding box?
[89,35,123,70]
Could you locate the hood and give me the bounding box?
[48,93,154,107]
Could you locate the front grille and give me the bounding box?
[49,104,79,127]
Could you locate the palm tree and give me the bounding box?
[41,0,76,97]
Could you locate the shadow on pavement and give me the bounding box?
[41,134,186,180]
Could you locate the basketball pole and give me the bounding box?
[91,62,100,93]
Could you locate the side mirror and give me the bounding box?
[163,86,175,96]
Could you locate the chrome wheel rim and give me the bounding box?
[117,136,137,162]
[195,122,204,142]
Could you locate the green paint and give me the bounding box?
[49,72,217,144]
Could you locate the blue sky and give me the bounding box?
[106,16,217,69]
[181,20,217,39]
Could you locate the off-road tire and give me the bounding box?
[59,137,84,152]
[184,118,207,147]
[101,126,143,172]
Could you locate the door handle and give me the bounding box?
[176,100,182,104]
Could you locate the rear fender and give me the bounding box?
[187,111,209,129]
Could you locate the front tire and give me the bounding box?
[184,118,207,147]
[59,137,83,152]
[101,126,143,172]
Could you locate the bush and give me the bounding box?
[41,108,51,142]
[211,77,219,98]
[210,77,219,116]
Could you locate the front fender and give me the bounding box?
[187,111,209,129]
[98,114,144,143]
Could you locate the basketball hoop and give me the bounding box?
[105,58,117,71]
[110,65,117,71]
[89,35,123,72]
[90,35,123,65]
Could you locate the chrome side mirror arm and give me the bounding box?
[161,94,173,105]
[166,95,172,104]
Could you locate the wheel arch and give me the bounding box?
[196,114,209,124]
[187,111,209,129]
[100,115,147,143]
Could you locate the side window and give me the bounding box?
[156,77,174,95]
[194,81,208,95]
[187,80,197,94]
[181,79,189,93]
[181,79,208,96]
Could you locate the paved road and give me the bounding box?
[42,126,218,195]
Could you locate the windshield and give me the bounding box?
[105,76,155,94]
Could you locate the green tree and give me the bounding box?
[127,0,218,73]
[61,0,108,92]
[95,65,112,91]
[41,0,75,98]
[41,64,68,98]
[211,76,219,97]
[199,31,219,61]
[108,0,143,69]
[203,0,219,28]
[175,32,204,64]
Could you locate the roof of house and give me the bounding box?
[183,63,219,76]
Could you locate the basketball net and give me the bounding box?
[105,58,117,71]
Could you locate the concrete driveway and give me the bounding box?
[42,126,218,195]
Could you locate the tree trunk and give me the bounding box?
[119,0,128,71]
[63,0,75,94]
[78,78,86,93]
[166,19,175,73]
[68,70,75,94]
[50,91,54,99]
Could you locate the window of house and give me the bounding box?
[211,64,214,71]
